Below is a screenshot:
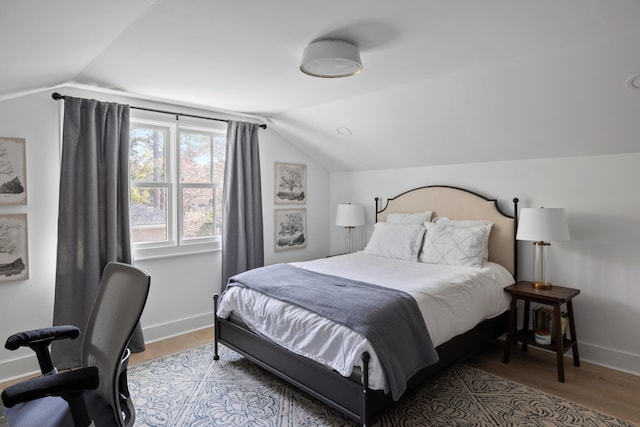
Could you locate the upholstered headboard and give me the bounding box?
[376,185,518,277]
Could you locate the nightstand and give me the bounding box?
[503,281,580,382]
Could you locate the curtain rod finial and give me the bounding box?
[52,92,64,100]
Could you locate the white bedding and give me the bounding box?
[217,252,513,392]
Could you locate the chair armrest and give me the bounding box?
[5,325,80,351]
[5,326,80,374]
[1,366,99,408]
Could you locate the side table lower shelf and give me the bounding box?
[503,281,581,382]
[514,330,577,356]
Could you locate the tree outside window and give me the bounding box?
[129,119,225,254]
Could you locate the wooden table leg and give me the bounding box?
[521,299,530,352]
[554,302,565,382]
[503,296,518,364]
[567,300,580,367]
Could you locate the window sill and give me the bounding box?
[133,242,221,260]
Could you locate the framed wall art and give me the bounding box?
[274,162,306,204]
[0,137,27,205]
[0,214,29,282]
[274,208,306,251]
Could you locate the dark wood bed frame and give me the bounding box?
[214,185,519,426]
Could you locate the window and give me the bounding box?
[129,118,226,257]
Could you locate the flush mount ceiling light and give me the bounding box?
[626,73,640,90]
[300,39,362,78]
[336,126,352,136]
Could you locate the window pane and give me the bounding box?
[182,187,215,238]
[130,187,168,243]
[130,126,167,182]
[180,130,213,183]
[213,134,225,183]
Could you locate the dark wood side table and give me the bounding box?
[503,281,580,382]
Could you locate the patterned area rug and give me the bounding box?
[128,343,634,426]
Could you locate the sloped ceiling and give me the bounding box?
[2,0,640,171]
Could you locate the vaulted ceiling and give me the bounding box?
[2,0,640,171]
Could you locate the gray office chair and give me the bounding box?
[1,262,151,427]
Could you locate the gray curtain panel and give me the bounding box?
[222,121,264,289]
[52,96,144,369]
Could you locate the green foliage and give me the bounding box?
[130,124,225,241]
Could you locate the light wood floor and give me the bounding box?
[2,329,638,425]
[466,340,640,425]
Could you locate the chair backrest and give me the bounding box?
[81,262,150,427]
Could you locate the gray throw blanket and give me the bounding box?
[227,263,439,400]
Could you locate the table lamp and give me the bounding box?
[335,203,365,253]
[516,207,570,289]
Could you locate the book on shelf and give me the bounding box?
[532,306,568,342]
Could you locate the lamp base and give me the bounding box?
[532,281,552,290]
[532,241,552,290]
[346,226,354,254]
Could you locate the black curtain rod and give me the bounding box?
[51,92,267,129]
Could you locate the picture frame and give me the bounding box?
[274,208,306,251]
[0,213,29,282]
[274,162,306,204]
[0,137,27,205]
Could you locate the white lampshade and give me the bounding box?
[335,203,365,228]
[517,208,570,242]
[300,39,362,78]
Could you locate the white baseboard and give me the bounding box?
[578,341,640,377]
[497,336,639,377]
[0,354,39,384]
[141,312,213,343]
[0,313,214,383]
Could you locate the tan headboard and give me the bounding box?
[376,186,517,277]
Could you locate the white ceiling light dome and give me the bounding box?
[626,73,640,90]
[300,39,362,78]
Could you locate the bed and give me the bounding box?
[213,185,519,426]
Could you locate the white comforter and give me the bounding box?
[217,252,513,392]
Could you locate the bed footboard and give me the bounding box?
[213,295,509,426]
[214,295,381,424]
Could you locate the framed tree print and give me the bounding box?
[274,162,306,204]
[275,208,306,251]
[0,137,27,205]
[0,214,29,281]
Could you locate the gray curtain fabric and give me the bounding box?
[222,121,264,289]
[52,96,144,369]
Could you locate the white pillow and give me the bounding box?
[419,221,492,268]
[432,217,493,228]
[387,211,432,225]
[364,222,425,261]
[430,218,494,261]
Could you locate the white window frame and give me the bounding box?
[177,125,224,246]
[130,118,226,259]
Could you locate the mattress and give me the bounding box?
[217,252,513,392]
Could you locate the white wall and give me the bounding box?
[0,87,329,382]
[330,153,640,376]
[0,90,60,381]
[259,123,331,266]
